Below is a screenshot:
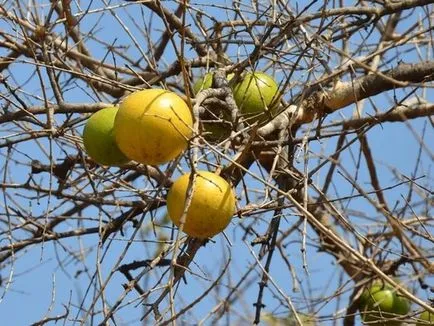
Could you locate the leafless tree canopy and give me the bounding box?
[0,0,433,325]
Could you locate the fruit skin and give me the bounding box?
[359,282,410,325]
[417,309,434,325]
[262,312,317,325]
[193,72,214,95]
[166,171,236,239]
[114,89,193,165]
[193,72,234,95]
[193,72,235,141]
[82,107,129,166]
[232,72,280,118]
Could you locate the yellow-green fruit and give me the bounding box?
[193,72,234,95]
[114,89,193,165]
[193,72,213,94]
[417,309,434,325]
[287,313,317,326]
[166,171,236,239]
[232,72,280,118]
[201,119,232,142]
[262,312,317,326]
[82,107,129,166]
[359,282,410,325]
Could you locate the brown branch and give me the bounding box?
[0,102,110,124]
[0,227,100,262]
[259,61,434,136]
[321,62,434,114]
[30,305,69,326]
[126,0,215,58]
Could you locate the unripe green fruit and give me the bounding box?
[232,72,280,119]
[82,107,129,166]
[262,312,317,326]
[193,72,213,94]
[359,282,410,325]
[193,72,235,141]
[193,72,234,95]
[417,309,434,325]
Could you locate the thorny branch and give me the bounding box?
[0,0,432,325]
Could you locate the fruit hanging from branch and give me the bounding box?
[358,281,411,325]
[114,89,193,165]
[166,171,236,239]
[417,308,434,325]
[193,72,235,141]
[232,72,280,122]
[82,107,130,166]
[193,72,234,95]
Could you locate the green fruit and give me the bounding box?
[193,72,234,95]
[262,312,317,326]
[232,72,280,119]
[193,72,213,94]
[393,295,411,316]
[417,309,434,325]
[200,119,232,142]
[83,107,129,166]
[193,72,235,141]
[287,313,317,326]
[359,282,410,325]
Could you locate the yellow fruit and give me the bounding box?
[82,107,129,166]
[166,171,236,238]
[114,89,193,165]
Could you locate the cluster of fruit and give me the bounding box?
[358,281,433,325]
[193,72,280,140]
[82,71,280,239]
[82,88,235,239]
[82,73,434,322]
[193,71,280,116]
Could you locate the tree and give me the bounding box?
[0,0,433,325]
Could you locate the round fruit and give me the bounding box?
[232,72,280,118]
[166,171,236,239]
[393,295,411,316]
[114,89,193,165]
[193,72,235,141]
[82,107,129,166]
[262,312,317,326]
[200,118,232,142]
[417,309,434,325]
[193,72,214,95]
[193,72,234,95]
[359,282,410,325]
[287,313,317,326]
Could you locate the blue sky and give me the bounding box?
[0,1,433,325]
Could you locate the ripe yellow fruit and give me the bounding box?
[114,89,193,165]
[166,171,236,239]
[82,107,129,166]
